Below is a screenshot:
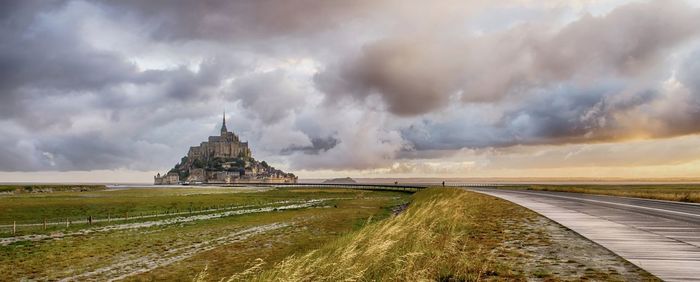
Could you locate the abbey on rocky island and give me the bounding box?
[154,112,297,185]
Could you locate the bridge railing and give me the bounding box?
[235,182,505,192]
[265,183,427,192]
[445,183,505,188]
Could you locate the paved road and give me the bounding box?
[473,189,700,282]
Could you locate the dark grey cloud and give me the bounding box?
[0,1,66,25]
[37,133,133,171]
[2,0,700,175]
[650,50,700,137]
[0,129,137,172]
[315,39,459,116]
[0,17,134,120]
[284,112,406,171]
[316,0,700,115]
[281,136,339,155]
[0,3,238,123]
[0,132,40,171]
[97,0,377,42]
[0,2,139,94]
[2,0,257,108]
[400,71,700,153]
[0,1,251,171]
[230,71,307,124]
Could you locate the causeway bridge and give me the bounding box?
[242,182,503,192]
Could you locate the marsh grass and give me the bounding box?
[0,184,105,194]
[0,187,396,228]
[213,188,529,281]
[1,189,408,280]
[502,184,700,203]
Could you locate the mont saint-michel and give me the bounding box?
[154,113,297,184]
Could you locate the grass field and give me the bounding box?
[0,184,105,194]
[1,186,655,281]
[0,186,370,230]
[497,184,700,203]
[0,186,410,280]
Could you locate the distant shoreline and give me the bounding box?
[3,177,700,186]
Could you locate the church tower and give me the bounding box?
[220,110,228,135]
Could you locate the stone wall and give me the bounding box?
[154,172,180,185]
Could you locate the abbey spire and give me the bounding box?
[220,110,228,135]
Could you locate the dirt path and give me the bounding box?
[57,223,290,281]
[1,199,331,246]
[1,199,306,228]
[495,216,658,280]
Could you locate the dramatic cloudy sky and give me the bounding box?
[2,0,700,182]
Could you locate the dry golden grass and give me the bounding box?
[209,188,528,281]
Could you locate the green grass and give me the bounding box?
[0,187,402,228]
[497,184,700,203]
[0,184,105,194]
[0,187,409,281]
[130,195,406,281]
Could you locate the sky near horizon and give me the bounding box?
[2,0,700,182]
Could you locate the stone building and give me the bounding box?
[186,113,251,160]
[154,112,297,185]
[154,172,179,185]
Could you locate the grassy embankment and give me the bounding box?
[195,187,653,281]
[499,184,700,203]
[0,187,409,280]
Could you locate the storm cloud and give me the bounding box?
[97,0,379,42]
[2,0,700,178]
[317,0,700,115]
